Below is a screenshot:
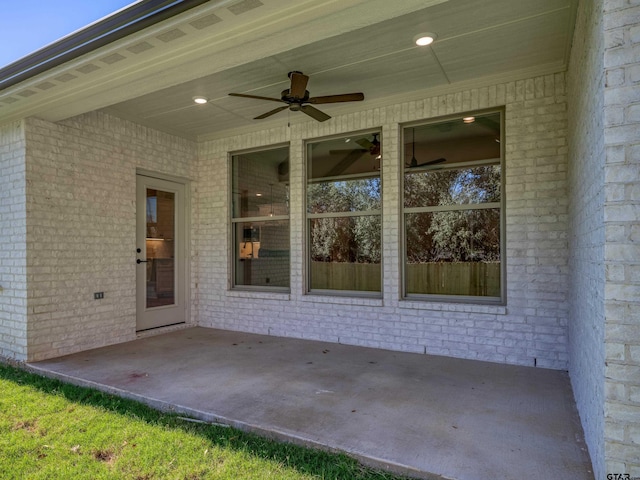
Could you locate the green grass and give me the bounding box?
[0,363,410,480]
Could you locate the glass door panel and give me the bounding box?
[145,188,175,308]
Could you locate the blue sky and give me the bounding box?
[0,0,135,68]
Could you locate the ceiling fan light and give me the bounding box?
[193,96,208,104]
[414,33,436,46]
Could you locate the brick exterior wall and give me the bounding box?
[567,0,607,477]
[0,120,28,360]
[23,113,196,361]
[196,72,570,369]
[603,0,640,475]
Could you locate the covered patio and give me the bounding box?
[2,0,639,476]
[29,327,593,480]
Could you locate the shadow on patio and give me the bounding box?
[29,327,593,480]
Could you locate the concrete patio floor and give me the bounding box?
[29,327,593,480]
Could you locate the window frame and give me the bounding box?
[229,143,291,293]
[304,129,383,298]
[400,109,506,305]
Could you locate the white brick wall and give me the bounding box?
[603,0,640,475]
[196,72,570,370]
[567,0,607,478]
[23,112,196,361]
[0,120,28,360]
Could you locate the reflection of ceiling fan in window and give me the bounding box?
[330,133,381,158]
[406,127,446,168]
[228,71,364,122]
[327,133,382,173]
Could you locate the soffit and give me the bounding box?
[0,0,447,124]
[0,0,576,140]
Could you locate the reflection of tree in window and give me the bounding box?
[406,166,500,263]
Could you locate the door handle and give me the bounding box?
[137,259,148,264]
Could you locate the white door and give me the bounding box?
[136,174,187,331]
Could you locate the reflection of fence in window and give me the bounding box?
[405,193,501,297]
[309,216,380,292]
[406,262,500,297]
[311,261,381,292]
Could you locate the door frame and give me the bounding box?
[136,170,191,331]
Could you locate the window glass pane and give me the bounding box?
[404,165,500,208]
[405,209,501,297]
[308,178,380,213]
[307,132,381,181]
[234,221,290,288]
[231,145,290,290]
[403,112,502,300]
[232,147,289,218]
[403,112,500,172]
[309,216,381,292]
[306,131,382,294]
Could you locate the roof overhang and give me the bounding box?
[0,0,576,140]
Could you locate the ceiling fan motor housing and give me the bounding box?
[281,89,310,104]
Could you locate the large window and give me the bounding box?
[307,131,382,294]
[231,146,290,290]
[403,112,503,302]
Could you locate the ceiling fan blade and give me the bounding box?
[410,158,447,167]
[475,115,500,132]
[356,138,374,149]
[254,105,289,119]
[329,149,368,155]
[420,157,446,167]
[300,105,331,122]
[228,93,284,103]
[289,72,309,99]
[325,149,366,177]
[308,93,364,104]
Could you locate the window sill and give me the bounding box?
[301,293,383,307]
[227,289,291,301]
[399,299,507,315]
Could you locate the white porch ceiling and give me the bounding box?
[0,0,576,140]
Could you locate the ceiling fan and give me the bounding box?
[228,71,364,122]
[406,127,446,168]
[330,133,380,157]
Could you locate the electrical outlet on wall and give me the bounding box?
[94,292,104,300]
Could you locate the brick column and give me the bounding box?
[603,0,640,475]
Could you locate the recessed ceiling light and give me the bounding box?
[256,193,262,197]
[193,96,208,104]
[414,33,436,46]
[463,116,475,124]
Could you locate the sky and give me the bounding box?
[0,0,136,68]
